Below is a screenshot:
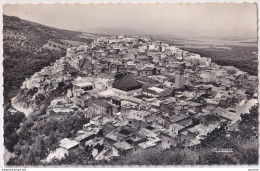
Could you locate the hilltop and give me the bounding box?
[5,33,258,166]
[3,15,94,101]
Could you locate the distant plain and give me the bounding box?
[155,34,258,75]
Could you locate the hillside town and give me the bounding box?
[14,35,258,163]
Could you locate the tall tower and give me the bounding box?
[175,68,184,89]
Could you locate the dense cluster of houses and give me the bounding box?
[22,35,257,162]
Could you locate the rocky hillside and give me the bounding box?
[11,56,76,116]
[3,15,94,101]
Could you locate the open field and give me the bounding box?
[156,35,258,75]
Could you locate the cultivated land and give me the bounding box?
[156,35,258,76]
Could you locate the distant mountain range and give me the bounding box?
[79,25,256,38]
[79,27,148,36]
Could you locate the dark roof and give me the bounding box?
[112,75,142,91]
[168,77,175,83]
[134,94,153,99]
[91,99,111,109]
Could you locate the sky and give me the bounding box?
[3,3,258,37]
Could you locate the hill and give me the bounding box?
[83,27,147,36]
[3,15,94,101]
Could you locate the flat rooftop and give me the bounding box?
[138,141,156,149]
[59,138,79,150]
[113,141,133,151]
[74,82,92,88]
[75,132,94,142]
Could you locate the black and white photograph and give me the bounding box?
[2,2,259,166]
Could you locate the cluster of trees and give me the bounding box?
[4,111,25,152]
[7,111,90,165]
[6,77,89,165]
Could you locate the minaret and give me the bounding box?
[175,67,184,89]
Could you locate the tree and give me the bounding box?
[239,105,258,140]
[4,122,17,138]
[5,132,19,152]
[11,112,25,123]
